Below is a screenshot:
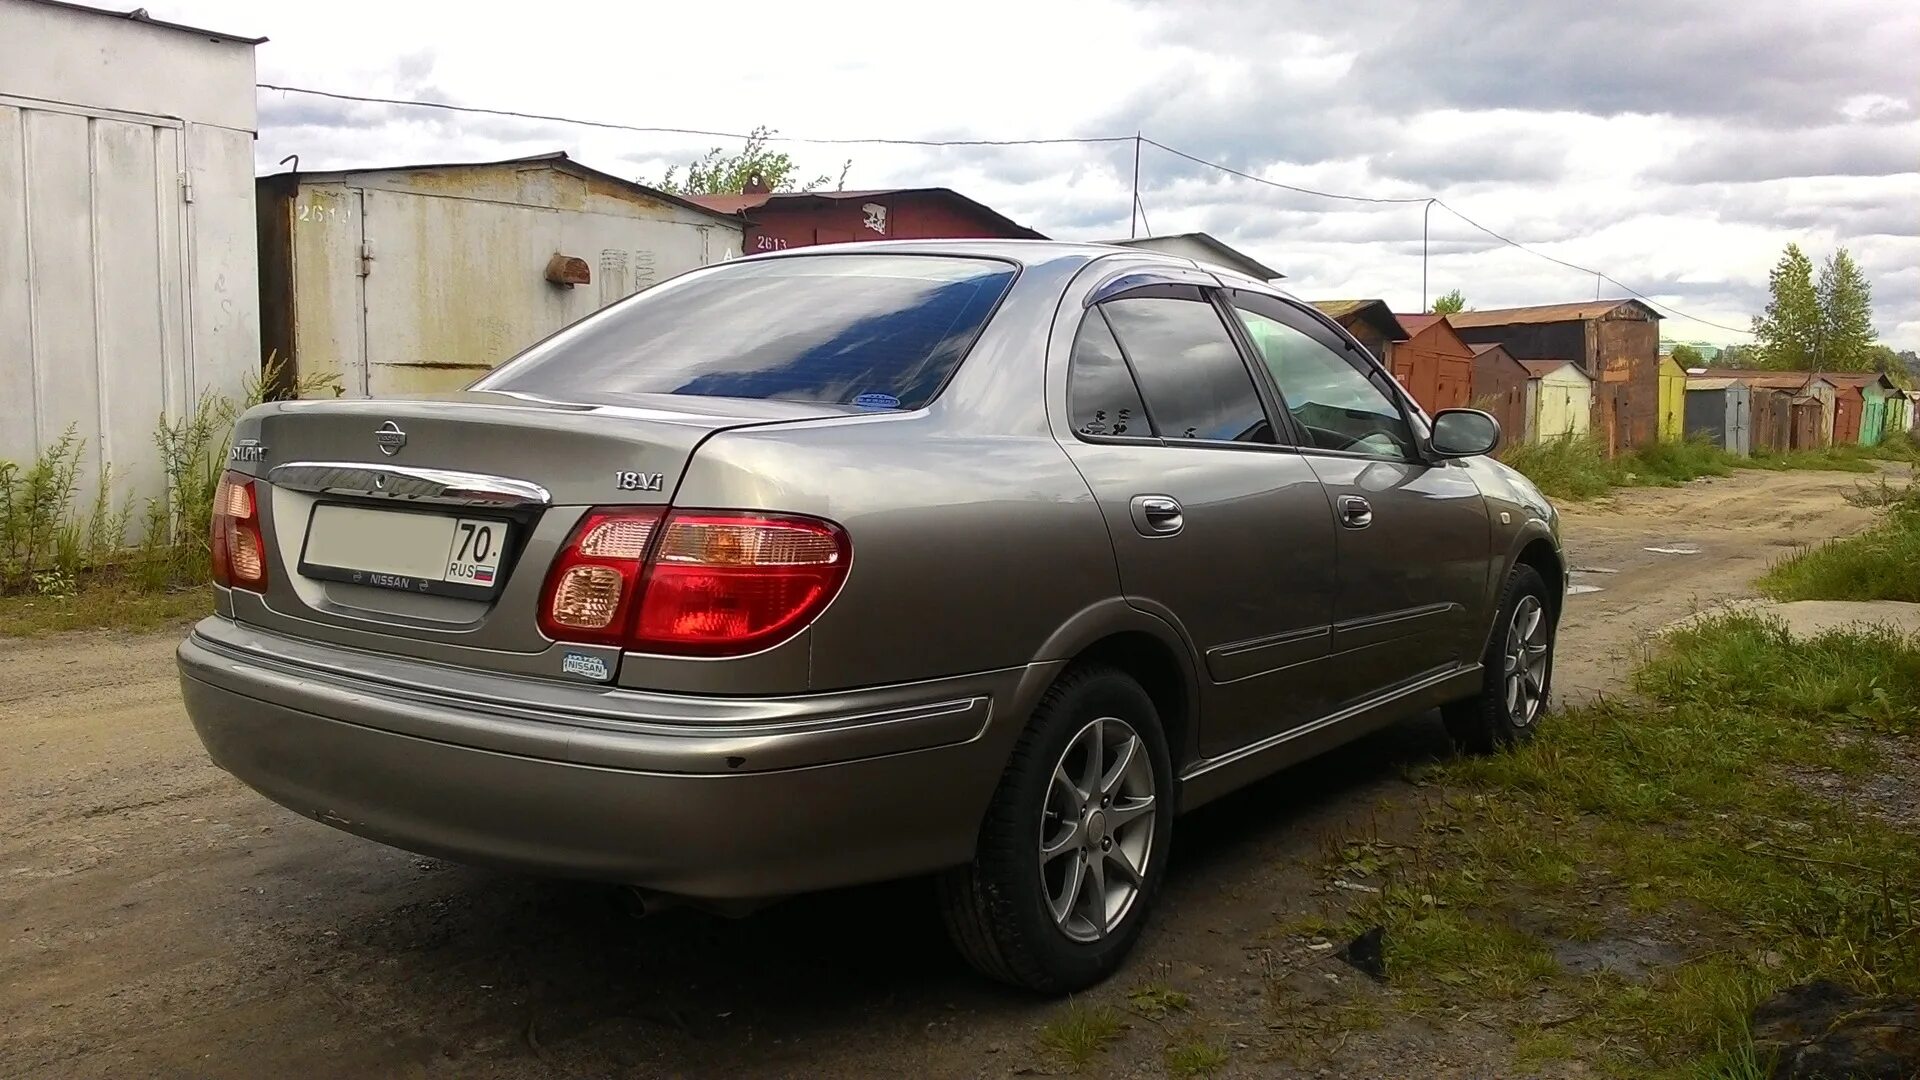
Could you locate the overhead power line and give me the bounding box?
[255,84,1135,147]
[1140,137,1429,206]
[1429,199,1754,334]
[254,82,1755,335]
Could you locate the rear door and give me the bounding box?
[1056,283,1339,757]
[1227,292,1490,705]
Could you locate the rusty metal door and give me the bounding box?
[1792,401,1821,448]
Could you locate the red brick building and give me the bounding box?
[687,183,1044,255]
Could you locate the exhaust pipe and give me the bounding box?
[620,886,777,920]
[621,886,684,919]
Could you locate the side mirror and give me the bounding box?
[1430,409,1501,458]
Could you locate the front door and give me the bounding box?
[1057,285,1339,756]
[1227,291,1490,706]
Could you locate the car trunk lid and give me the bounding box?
[224,390,849,678]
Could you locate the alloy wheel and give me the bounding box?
[1039,716,1157,943]
[1504,594,1551,727]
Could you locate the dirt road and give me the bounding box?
[0,467,1895,1078]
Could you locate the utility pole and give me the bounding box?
[1421,200,1434,309]
[1130,133,1142,239]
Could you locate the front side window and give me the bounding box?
[1234,302,1415,459]
[1099,294,1274,445]
[477,255,1017,410]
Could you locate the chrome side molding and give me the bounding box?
[268,462,552,508]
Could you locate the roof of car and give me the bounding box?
[733,239,1307,302]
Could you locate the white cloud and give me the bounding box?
[157,0,1920,347]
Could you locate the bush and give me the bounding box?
[1502,435,1739,501]
[1500,436,1626,500]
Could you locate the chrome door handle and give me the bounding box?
[1337,495,1373,529]
[1131,495,1184,536]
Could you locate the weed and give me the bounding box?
[1126,982,1192,1018]
[1760,486,1920,603]
[1512,1029,1578,1067]
[1164,1037,1230,1077]
[1505,431,1904,502]
[1304,613,1920,1075]
[1037,1001,1125,1070]
[1501,436,1627,500]
[0,352,340,604]
[0,425,84,589]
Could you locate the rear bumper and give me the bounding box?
[178,617,1048,898]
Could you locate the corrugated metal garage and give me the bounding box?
[1657,356,1687,441]
[258,153,745,397]
[1684,377,1751,456]
[1387,314,1474,414]
[0,0,261,516]
[1468,342,1533,447]
[1449,300,1662,456]
[1309,299,1408,366]
[1525,360,1592,440]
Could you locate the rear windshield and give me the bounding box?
[478,254,1017,410]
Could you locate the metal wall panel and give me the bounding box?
[185,123,261,407]
[0,101,194,527]
[24,108,99,457]
[279,166,742,398]
[0,106,32,458]
[92,116,172,505]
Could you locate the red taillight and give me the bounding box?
[537,508,664,647]
[210,470,268,592]
[538,508,850,657]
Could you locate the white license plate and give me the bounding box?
[299,504,508,597]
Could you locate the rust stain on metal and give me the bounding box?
[545,253,591,286]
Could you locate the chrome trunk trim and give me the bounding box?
[267,462,552,508]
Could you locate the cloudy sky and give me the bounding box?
[170,0,1919,347]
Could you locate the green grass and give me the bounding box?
[1164,1037,1231,1077]
[1743,447,1879,473]
[1500,436,1629,499]
[1309,613,1920,1076]
[0,582,211,639]
[1760,486,1920,603]
[1037,1002,1125,1070]
[1504,431,1915,502]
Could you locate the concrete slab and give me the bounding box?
[1669,599,1920,638]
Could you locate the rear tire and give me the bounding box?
[938,665,1173,993]
[1443,563,1555,753]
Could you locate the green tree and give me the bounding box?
[650,125,850,196]
[1816,248,1875,371]
[1430,289,1467,315]
[1752,243,1821,370]
[1669,343,1703,366]
[1866,344,1913,389]
[1717,342,1755,368]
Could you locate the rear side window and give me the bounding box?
[478,255,1016,410]
[1068,311,1152,438]
[1099,295,1275,445]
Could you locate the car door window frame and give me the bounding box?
[1067,283,1302,453]
[1224,289,1425,463]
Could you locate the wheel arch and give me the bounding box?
[1015,599,1204,777]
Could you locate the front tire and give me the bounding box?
[1443,563,1555,753]
[939,665,1174,993]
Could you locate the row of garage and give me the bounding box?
[1312,299,1909,456]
